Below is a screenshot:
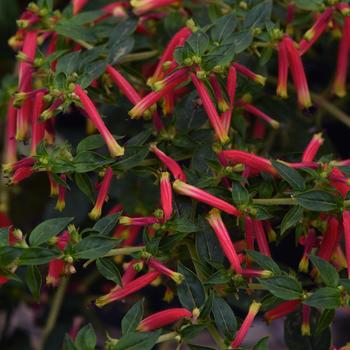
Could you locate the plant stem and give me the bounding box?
[156,331,178,344]
[252,197,297,205]
[207,325,226,350]
[119,50,158,63]
[39,276,69,350]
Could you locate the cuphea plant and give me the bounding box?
[1,0,350,349]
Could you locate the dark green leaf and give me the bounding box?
[77,135,106,153]
[0,246,23,267]
[56,51,80,75]
[113,148,149,171]
[75,324,96,350]
[63,334,78,350]
[304,287,341,309]
[259,276,303,300]
[294,0,323,11]
[309,256,339,288]
[75,173,94,203]
[295,190,337,212]
[211,296,237,338]
[280,206,303,234]
[93,213,121,236]
[187,30,209,56]
[19,247,60,265]
[246,250,281,274]
[165,217,199,233]
[210,14,237,42]
[73,235,119,259]
[114,330,161,350]
[0,227,9,247]
[29,217,73,246]
[253,337,270,350]
[272,161,305,191]
[232,182,250,205]
[74,152,113,173]
[96,258,122,285]
[25,266,42,302]
[121,299,144,335]
[243,0,272,29]
[316,309,335,335]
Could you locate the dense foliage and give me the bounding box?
[1,0,350,349]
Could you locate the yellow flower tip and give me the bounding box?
[298,256,309,273]
[218,99,230,113]
[301,323,311,336]
[171,272,185,284]
[207,207,221,218]
[89,207,102,221]
[172,179,184,191]
[109,143,124,158]
[95,295,110,308]
[270,120,280,130]
[304,29,315,42]
[267,228,277,242]
[192,307,201,320]
[163,288,174,303]
[2,163,13,173]
[150,276,162,287]
[46,275,59,287]
[333,83,346,98]
[261,270,274,278]
[250,301,262,314]
[55,200,66,212]
[255,74,267,86]
[277,87,288,99]
[119,216,132,225]
[153,80,165,91]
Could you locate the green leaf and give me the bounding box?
[0,246,23,267]
[259,276,303,300]
[243,0,272,29]
[0,227,9,247]
[304,287,341,309]
[246,250,281,274]
[75,324,96,350]
[280,206,303,234]
[121,299,144,335]
[78,60,107,88]
[177,263,206,310]
[75,173,94,203]
[253,337,270,350]
[96,258,122,285]
[63,334,78,350]
[295,190,337,212]
[232,182,250,205]
[19,247,60,265]
[211,296,237,338]
[272,161,305,191]
[188,345,216,350]
[226,31,253,54]
[187,30,209,56]
[339,278,350,293]
[74,151,113,173]
[316,309,335,335]
[29,217,74,246]
[113,148,149,171]
[73,235,119,259]
[309,256,339,288]
[93,213,121,236]
[165,217,199,233]
[25,266,42,302]
[56,51,80,75]
[77,135,106,153]
[114,330,161,350]
[294,0,323,11]
[210,13,237,42]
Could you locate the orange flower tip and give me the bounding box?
[301,323,311,336]
[270,120,280,129]
[46,276,59,287]
[119,216,132,225]
[15,131,27,142]
[171,272,185,284]
[333,83,347,98]
[298,256,309,272]
[207,207,221,218]
[255,74,267,86]
[261,270,274,278]
[276,88,288,99]
[55,200,66,212]
[89,207,102,221]
[95,295,109,308]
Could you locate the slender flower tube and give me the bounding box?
[73,0,89,15]
[40,98,63,121]
[277,40,289,98]
[95,271,160,307]
[244,216,255,253]
[252,119,266,140]
[3,156,35,173]
[233,63,266,86]
[238,100,280,129]
[119,216,159,226]
[150,26,191,83]
[89,167,113,220]
[302,133,324,162]
[160,172,173,221]
[55,175,67,212]
[299,8,333,55]
[219,150,278,176]
[342,210,350,278]
[114,225,141,246]
[264,221,277,242]
[30,91,45,155]
[301,305,311,336]
[318,217,340,261]
[137,308,192,331]
[48,172,59,197]
[264,300,300,322]
[227,65,237,106]
[16,99,32,141]
[283,36,312,108]
[191,73,229,144]
[174,180,241,216]
[11,167,34,185]
[131,0,180,15]
[4,100,17,164]
[209,74,229,112]
[106,65,141,105]
[299,229,317,272]
[231,301,262,348]
[207,208,243,273]
[74,85,124,157]
[241,268,273,278]
[129,70,189,118]
[253,220,271,257]
[149,144,186,181]
[329,167,350,198]
[147,257,184,284]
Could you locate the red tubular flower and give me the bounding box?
[121,260,140,285]
[277,40,289,98]
[299,8,333,56]
[174,180,241,216]
[89,167,113,220]
[191,73,229,144]
[301,305,311,336]
[150,26,191,83]
[3,156,35,173]
[233,63,266,86]
[30,91,45,156]
[147,257,184,283]
[106,65,141,105]
[333,19,350,97]
[231,301,261,348]
[41,98,63,121]
[48,172,59,197]
[264,300,300,322]
[302,133,324,162]
[207,208,243,273]
[244,216,255,252]
[160,172,173,221]
[73,0,89,15]
[129,69,189,119]
[283,36,312,108]
[329,167,350,198]
[149,144,186,181]
[252,119,266,140]
[219,150,278,176]
[253,220,271,257]
[137,308,192,332]
[264,221,277,242]
[74,85,124,157]
[318,217,340,261]
[95,271,160,307]
[241,268,273,278]
[55,176,67,212]
[114,225,141,246]
[131,0,180,15]
[4,100,17,164]
[238,100,280,129]
[209,74,229,112]
[11,166,34,185]
[227,65,237,107]
[119,216,159,226]
[342,210,350,278]
[299,229,317,272]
